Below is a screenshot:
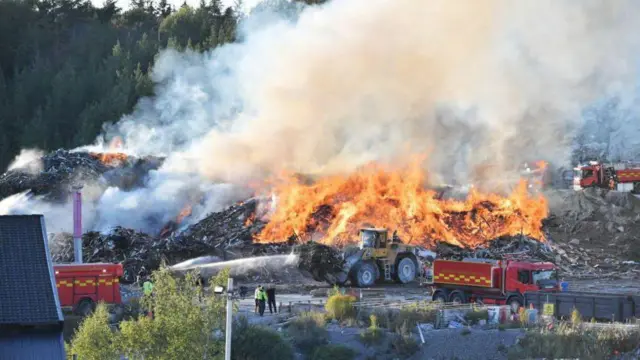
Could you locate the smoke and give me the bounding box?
[99,0,640,191]
[7,149,45,174]
[6,0,640,235]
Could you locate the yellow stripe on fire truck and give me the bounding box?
[433,274,491,285]
[56,278,119,287]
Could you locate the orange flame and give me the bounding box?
[254,159,548,248]
[90,152,128,166]
[176,204,193,224]
[535,160,548,171]
[159,204,193,237]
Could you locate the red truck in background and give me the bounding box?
[54,262,123,316]
[428,259,559,313]
[576,161,640,193]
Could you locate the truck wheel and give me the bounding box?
[354,262,377,287]
[449,291,466,304]
[396,257,417,284]
[75,299,96,317]
[507,297,523,314]
[432,290,447,303]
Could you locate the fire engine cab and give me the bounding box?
[54,262,123,316]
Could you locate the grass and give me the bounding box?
[507,321,640,359]
[310,344,357,360]
[389,320,420,359]
[360,314,385,346]
[391,302,437,329]
[285,312,329,355]
[465,307,489,325]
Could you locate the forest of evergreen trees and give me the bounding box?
[0,0,324,170]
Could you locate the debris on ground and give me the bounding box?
[0,149,163,201]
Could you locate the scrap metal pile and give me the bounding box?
[2,149,639,284]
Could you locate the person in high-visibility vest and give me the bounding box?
[256,286,267,317]
[142,279,154,318]
[254,285,261,313]
[143,280,154,296]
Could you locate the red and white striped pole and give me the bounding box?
[72,185,83,264]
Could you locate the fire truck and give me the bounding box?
[54,262,123,316]
[427,258,559,313]
[576,161,640,193]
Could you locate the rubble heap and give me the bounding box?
[0,149,163,201]
[293,241,345,284]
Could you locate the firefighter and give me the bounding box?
[142,277,154,319]
[266,285,277,314]
[257,286,267,317]
[254,285,261,313]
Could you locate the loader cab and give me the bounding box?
[359,228,387,249]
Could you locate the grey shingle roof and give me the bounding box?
[0,215,63,325]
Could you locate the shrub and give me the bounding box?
[232,316,294,360]
[360,314,385,346]
[507,322,640,359]
[325,293,356,321]
[392,302,437,329]
[465,308,489,325]
[390,321,420,359]
[69,303,119,360]
[286,312,329,354]
[570,308,582,325]
[310,344,357,360]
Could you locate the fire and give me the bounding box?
[90,152,128,166]
[535,160,548,171]
[159,204,193,237]
[254,159,548,248]
[176,204,193,224]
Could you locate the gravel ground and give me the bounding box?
[411,328,524,360]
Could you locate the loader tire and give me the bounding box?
[353,262,377,287]
[396,257,417,284]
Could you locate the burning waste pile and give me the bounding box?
[0,149,559,285]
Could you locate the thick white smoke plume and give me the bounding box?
[4,0,640,234]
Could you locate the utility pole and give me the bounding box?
[225,277,234,360]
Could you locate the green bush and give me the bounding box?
[69,303,119,360]
[233,316,294,360]
[508,322,640,359]
[325,293,357,321]
[72,267,232,360]
[360,314,385,346]
[310,344,357,360]
[286,312,329,354]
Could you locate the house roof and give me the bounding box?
[0,332,66,360]
[0,215,63,325]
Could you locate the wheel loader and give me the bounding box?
[332,228,422,287]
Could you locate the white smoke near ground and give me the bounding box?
[5,0,640,235]
[7,149,45,174]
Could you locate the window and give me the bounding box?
[361,231,377,248]
[518,270,530,284]
[582,169,594,178]
[532,270,558,284]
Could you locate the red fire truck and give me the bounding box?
[54,262,123,316]
[428,258,559,312]
[576,161,640,193]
